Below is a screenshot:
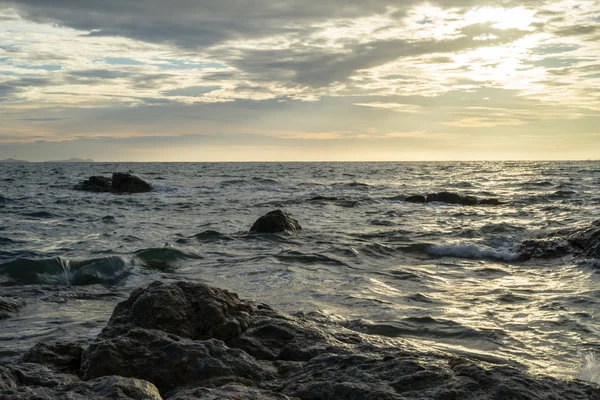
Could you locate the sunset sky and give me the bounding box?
[1,1,599,161]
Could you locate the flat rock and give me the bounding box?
[250,210,302,233]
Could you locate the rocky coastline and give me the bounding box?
[2,280,599,399]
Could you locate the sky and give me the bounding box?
[0,0,599,161]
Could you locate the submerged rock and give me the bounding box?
[0,297,23,320]
[405,195,426,203]
[14,280,600,399]
[250,210,302,233]
[426,192,479,206]
[74,173,151,193]
[518,220,600,261]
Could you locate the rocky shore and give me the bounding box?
[1,281,599,399]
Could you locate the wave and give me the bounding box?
[428,243,520,262]
[580,352,600,384]
[0,195,8,203]
[0,256,131,285]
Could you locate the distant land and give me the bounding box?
[0,158,29,163]
[0,158,94,163]
[44,158,95,163]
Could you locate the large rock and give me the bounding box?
[250,210,302,233]
[405,195,426,203]
[111,172,151,193]
[23,341,84,375]
[0,296,22,320]
[518,219,600,261]
[81,328,274,396]
[74,173,151,193]
[99,280,253,341]
[426,192,479,206]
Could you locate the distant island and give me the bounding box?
[44,158,95,163]
[0,158,30,163]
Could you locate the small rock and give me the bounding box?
[250,210,302,233]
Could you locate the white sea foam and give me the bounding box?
[579,352,600,384]
[428,243,520,262]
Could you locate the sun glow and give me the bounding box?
[464,7,536,30]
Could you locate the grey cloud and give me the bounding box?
[554,25,598,36]
[225,23,529,87]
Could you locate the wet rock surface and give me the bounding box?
[404,192,502,206]
[23,341,84,375]
[518,219,600,260]
[74,173,151,193]
[250,210,302,233]
[6,281,600,399]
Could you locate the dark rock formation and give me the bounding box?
[405,195,426,203]
[479,198,502,205]
[99,280,253,341]
[81,328,273,395]
[307,196,339,202]
[23,341,84,374]
[74,175,112,192]
[74,173,151,193]
[10,281,600,399]
[0,297,22,320]
[518,220,600,261]
[250,210,302,233]
[426,192,479,206]
[404,192,502,206]
[112,172,151,193]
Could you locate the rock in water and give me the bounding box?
[479,198,502,205]
[518,219,600,261]
[74,173,151,193]
[73,175,112,192]
[250,210,302,233]
[405,195,426,203]
[111,172,151,193]
[426,192,479,206]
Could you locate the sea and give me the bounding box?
[1,161,599,383]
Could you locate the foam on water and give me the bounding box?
[579,352,600,384]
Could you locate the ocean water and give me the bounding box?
[1,161,600,382]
